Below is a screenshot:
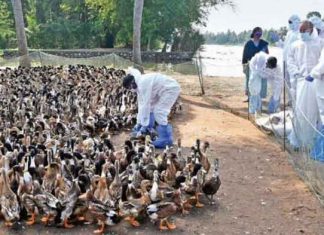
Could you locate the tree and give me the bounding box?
[11,0,30,66]
[0,1,15,48]
[133,0,144,67]
[0,0,234,52]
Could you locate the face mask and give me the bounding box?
[254,32,262,38]
[300,32,312,42]
[289,22,299,31]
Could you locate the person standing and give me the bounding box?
[309,47,324,161]
[272,15,301,89]
[242,27,269,102]
[287,20,322,147]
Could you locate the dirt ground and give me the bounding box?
[3,93,324,235]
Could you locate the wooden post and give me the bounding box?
[283,62,286,151]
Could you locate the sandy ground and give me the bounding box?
[173,74,250,116]
[3,94,324,235]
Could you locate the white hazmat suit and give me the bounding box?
[132,73,180,126]
[276,15,301,62]
[311,47,324,124]
[127,68,180,149]
[310,48,324,161]
[248,52,282,114]
[287,31,322,147]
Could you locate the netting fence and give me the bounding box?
[255,73,324,204]
[0,51,205,95]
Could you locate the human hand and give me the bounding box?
[132,123,142,132]
[136,126,148,137]
[305,75,314,82]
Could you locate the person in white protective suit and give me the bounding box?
[309,16,324,44]
[308,48,324,161]
[287,20,323,147]
[122,68,180,148]
[248,52,282,115]
[271,15,300,89]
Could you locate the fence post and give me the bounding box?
[283,61,286,151]
[199,54,205,95]
[195,52,205,96]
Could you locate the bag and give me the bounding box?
[294,78,319,146]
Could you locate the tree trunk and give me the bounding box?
[11,0,30,67]
[133,0,144,66]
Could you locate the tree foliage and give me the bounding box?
[204,27,288,46]
[0,0,233,52]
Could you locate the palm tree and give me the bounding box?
[11,0,30,67]
[133,0,144,70]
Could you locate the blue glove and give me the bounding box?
[305,75,314,82]
[269,32,280,43]
[132,123,141,132]
[136,126,148,137]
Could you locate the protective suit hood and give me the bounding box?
[309,16,323,30]
[289,15,301,31]
[127,67,142,82]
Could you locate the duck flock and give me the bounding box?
[0,65,220,234]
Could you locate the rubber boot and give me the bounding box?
[152,124,173,149]
[148,112,155,129]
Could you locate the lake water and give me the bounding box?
[198,44,283,77]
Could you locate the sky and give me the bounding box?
[201,0,324,33]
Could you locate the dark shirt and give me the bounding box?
[242,39,269,64]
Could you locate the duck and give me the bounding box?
[86,190,121,234]
[108,160,122,204]
[33,180,62,225]
[119,180,151,227]
[202,158,221,204]
[0,168,20,226]
[174,139,186,171]
[146,192,179,231]
[149,170,174,200]
[196,139,210,174]
[21,182,38,225]
[125,172,142,200]
[20,159,37,225]
[161,154,177,186]
[183,163,204,208]
[42,162,60,194]
[94,175,112,205]
[60,179,81,228]
[149,170,165,203]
